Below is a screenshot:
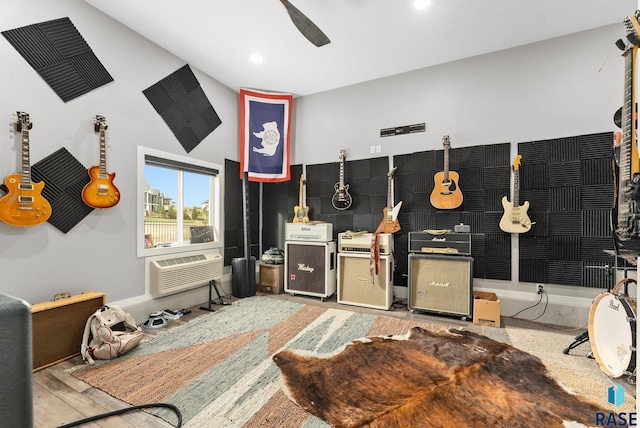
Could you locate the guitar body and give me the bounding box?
[430,170,463,209]
[375,209,401,234]
[293,205,310,223]
[82,166,120,208]
[499,197,531,234]
[331,182,352,210]
[0,174,51,226]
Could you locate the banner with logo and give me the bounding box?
[239,88,292,182]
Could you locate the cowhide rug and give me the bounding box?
[273,327,617,428]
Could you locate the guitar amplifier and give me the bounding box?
[409,231,471,255]
[285,222,333,242]
[337,253,394,310]
[31,291,106,371]
[338,232,393,255]
[285,240,336,299]
[408,254,473,319]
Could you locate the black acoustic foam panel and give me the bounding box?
[2,17,113,102]
[143,65,221,153]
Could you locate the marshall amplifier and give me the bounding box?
[285,240,336,300]
[409,231,471,255]
[337,253,394,310]
[408,254,473,319]
[285,222,333,242]
[338,232,393,255]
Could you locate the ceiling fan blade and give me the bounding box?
[279,0,330,47]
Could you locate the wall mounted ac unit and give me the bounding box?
[149,252,223,297]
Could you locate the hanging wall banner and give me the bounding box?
[239,88,292,182]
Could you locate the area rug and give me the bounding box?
[70,296,634,427]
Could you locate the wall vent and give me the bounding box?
[149,252,222,296]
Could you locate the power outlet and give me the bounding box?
[536,284,544,294]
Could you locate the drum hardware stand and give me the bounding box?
[563,263,616,356]
[200,279,231,312]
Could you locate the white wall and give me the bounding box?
[293,24,624,164]
[0,0,239,306]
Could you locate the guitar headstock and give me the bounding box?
[623,11,640,47]
[513,155,522,171]
[338,149,346,160]
[300,174,306,184]
[94,115,108,132]
[387,167,397,177]
[14,111,32,132]
[442,135,451,148]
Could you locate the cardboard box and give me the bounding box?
[473,291,501,327]
[258,264,284,294]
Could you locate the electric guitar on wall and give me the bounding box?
[82,115,120,208]
[430,135,463,209]
[331,149,352,210]
[293,173,310,223]
[0,112,51,226]
[375,167,402,233]
[499,155,532,234]
[614,11,640,252]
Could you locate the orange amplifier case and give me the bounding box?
[31,291,106,371]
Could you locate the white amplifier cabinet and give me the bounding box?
[408,253,473,319]
[337,253,393,310]
[338,232,393,255]
[285,222,333,242]
[285,240,336,300]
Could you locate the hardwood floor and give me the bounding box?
[32,292,478,428]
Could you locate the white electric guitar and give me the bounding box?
[499,155,532,233]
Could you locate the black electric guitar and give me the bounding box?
[375,167,402,234]
[0,112,52,227]
[614,10,640,254]
[331,149,352,210]
[293,174,310,223]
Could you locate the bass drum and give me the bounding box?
[588,278,637,378]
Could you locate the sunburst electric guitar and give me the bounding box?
[0,112,51,226]
[293,174,310,223]
[331,149,352,210]
[499,155,532,233]
[82,115,120,208]
[430,135,463,209]
[376,167,402,233]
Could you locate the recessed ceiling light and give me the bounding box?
[250,53,264,64]
[414,0,431,10]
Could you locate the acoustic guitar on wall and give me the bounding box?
[293,173,310,223]
[0,112,51,226]
[331,149,352,210]
[499,155,532,234]
[82,115,120,208]
[375,167,402,234]
[430,135,463,209]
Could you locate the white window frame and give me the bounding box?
[136,145,223,258]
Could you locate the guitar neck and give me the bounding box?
[339,158,345,188]
[620,47,636,182]
[99,129,107,175]
[513,169,520,207]
[20,128,31,185]
[443,144,450,181]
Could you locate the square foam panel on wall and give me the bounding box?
[143,64,222,153]
[2,17,114,102]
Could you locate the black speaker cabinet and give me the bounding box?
[338,253,393,310]
[0,294,33,427]
[285,240,336,300]
[408,254,473,319]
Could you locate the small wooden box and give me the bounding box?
[258,264,284,294]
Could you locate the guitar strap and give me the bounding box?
[369,232,380,282]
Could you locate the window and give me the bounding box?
[137,146,223,257]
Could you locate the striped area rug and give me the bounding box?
[71,297,449,427]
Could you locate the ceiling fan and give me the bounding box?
[279,0,330,47]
